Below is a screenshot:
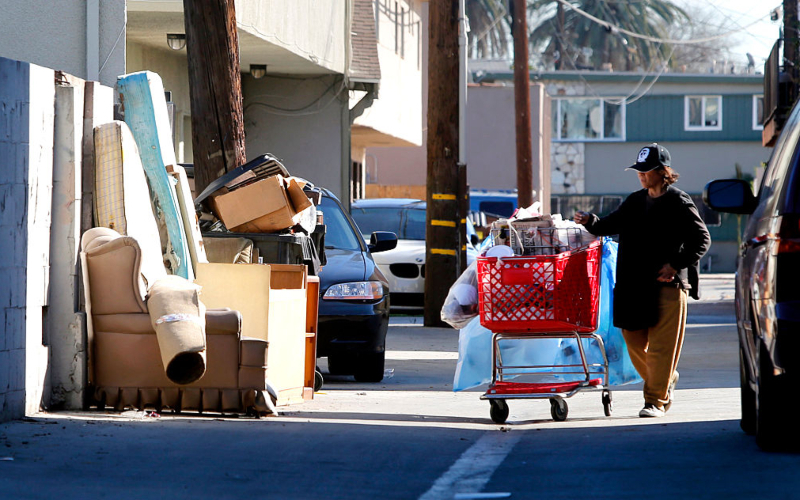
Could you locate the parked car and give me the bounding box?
[350,198,478,311]
[316,189,397,382]
[703,101,800,451]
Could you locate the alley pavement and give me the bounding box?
[6,273,793,500]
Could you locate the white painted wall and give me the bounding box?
[353,0,423,147]
[0,0,126,88]
[235,0,347,74]
[242,74,347,198]
[0,58,55,421]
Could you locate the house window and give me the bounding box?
[753,94,764,131]
[551,98,625,141]
[685,95,722,131]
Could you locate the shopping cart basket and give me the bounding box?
[476,233,610,424]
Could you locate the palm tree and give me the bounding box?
[528,0,688,71]
[466,0,512,59]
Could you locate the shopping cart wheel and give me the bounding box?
[602,390,612,417]
[489,399,509,424]
[550,397,568,421]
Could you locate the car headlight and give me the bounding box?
[323,281,384,300]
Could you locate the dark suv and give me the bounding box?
[704,102,800,451]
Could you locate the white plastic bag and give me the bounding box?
[440,261,479,329]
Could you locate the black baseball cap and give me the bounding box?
[626,143,671,172]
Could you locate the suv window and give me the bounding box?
[755,108,800,217]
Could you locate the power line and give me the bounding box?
[554,0,772,46]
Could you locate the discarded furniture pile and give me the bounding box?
[81,71,323,417]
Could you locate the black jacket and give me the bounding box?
[583,186,711,330]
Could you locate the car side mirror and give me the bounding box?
[368,231,398,253]
[470,234,480,246]
[703,179,757,215]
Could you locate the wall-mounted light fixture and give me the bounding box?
[167,34,186,51]
[250,64,267,79]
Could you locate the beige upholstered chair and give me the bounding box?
[81,227,274,415]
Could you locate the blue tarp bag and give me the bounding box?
[453,238,642,391]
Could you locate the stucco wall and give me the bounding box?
[0,0,126,88]
[235,0,347,74]
[584,141,770,195]
[0,58,54,421]
[466,85,550,195]
[353,0,423,147]
[242,74,346,198]
[366,83,551,195]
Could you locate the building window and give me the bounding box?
[753,94,764,131]
[551,98,625,141]
[685,95,722,131]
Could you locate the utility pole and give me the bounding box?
[785,0,799,106]
[183,0,247,197]
[512,0,534,209]
[425,0,461,326]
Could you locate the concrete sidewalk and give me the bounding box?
[689,273,735,321]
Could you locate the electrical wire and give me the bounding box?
[243,77,347,117]
[99,24,126,75]
[554,0,771,46]
[544,22,676,106]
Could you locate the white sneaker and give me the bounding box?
[639,404,666,418]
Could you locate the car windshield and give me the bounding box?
[318,196,362,251]
[478,200,515,218]
[351,206,426,241]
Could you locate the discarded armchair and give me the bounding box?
[80,227,275,415]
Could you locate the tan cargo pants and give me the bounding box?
[622,286,688,409]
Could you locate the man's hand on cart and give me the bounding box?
[573,211,590,225]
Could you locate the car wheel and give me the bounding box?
[739,346,756,435]
[327,355,353,376]
[353,351,386,383]
[755,342,795,451]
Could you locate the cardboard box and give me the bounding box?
[211,175,312,233]
[194,262,309,406]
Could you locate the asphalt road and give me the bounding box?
[2,275,800,499]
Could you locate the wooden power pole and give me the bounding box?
[425,1,461,326]
[785,0,799,106]
[183,0,247,197]
[512,0,534,210]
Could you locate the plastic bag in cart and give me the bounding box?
[553,239,642,386]
[441,261,480,329]
[453,316,563,391]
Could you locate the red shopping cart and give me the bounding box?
[477,227,610,424]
